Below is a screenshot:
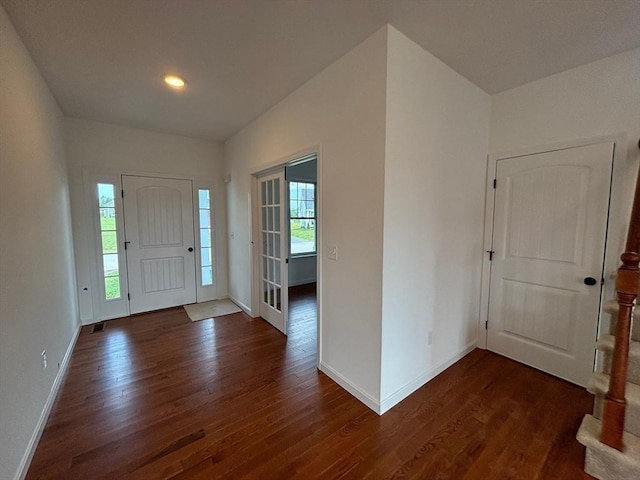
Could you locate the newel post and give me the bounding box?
[600,253,640,449]
[599,138,640,450]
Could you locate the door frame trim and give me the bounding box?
[81,166,225,322]
[249,145,323,368]
[478,134,628,349]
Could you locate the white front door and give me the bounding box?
[487,142,613,386]
[122,175,197,314]
[258,171,288,334]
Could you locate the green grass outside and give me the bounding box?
[100,216,117,253]
[291,220,315,242]
[105,275,120,299]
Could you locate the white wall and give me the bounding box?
[490,48,640,330]
[225,27,388,406]
[286,158,318,286]
[64,118,227,324]
[380,28,491,407]
[0,7,80,479]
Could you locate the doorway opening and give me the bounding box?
[252,151,320,363]
[285,157,318,345]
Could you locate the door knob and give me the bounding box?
[188,247,194,252]
[583,277,597,286]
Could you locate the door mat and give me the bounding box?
[184,299,242,322]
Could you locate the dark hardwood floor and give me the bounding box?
[27,285,593,479]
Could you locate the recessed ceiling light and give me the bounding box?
[164,75,185,88]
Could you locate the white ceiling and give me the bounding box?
[3,0,639,141]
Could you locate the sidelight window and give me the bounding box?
[97,183,121,300]
[198,189,214,286]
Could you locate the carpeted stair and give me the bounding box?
[577,301,640,479]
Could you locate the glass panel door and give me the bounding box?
[258,171,287,334]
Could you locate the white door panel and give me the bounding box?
[487,142,613,386]
[258,171,288,334]
[123,175,196,314]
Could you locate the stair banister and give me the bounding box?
[600,138,640,450]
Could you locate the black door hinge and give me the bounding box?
[127,293,130,301]
[492,179,497,189]
[486,250,495,261]
[121,189,124,198]
[285,258,289,264]
[485,320,488,330]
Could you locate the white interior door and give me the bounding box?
[258,171,288,334]
[487,142,613,386]
[122,175,197,314]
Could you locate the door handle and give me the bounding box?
[583,277,598,286]
[188,247,194,252]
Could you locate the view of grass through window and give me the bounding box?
[289,181,316,255]
[98,183,121,300]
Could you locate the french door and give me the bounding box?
[122,175,197,314]
[486,142,614,386]
[258,171,288,334]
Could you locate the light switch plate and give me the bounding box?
[327,244,338,261]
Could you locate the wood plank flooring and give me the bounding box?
[27,285,593,479]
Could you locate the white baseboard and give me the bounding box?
[229,294,253,317]
[15,324,81,480]
[379,341,477,415]
[319,362,381,414]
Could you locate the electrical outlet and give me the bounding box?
[41,350,47,369]
[327,244,338,261]
[428,331,433,345]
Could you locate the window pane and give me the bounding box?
[274,206,280,231]
[261,182,267,205]
[100,208,116,230]
[201,246,212,267]
[201,266,213,286]
[274,178,280,204]
[198,189,210,209]
[290,182,299,201]
[105,276,121,299]
[274,232,280,258]
[200,229,211,248]
[274,259,281,285]
[290,220,316,254]
[199,209,210,229]
[102,254,119,277]
[267,180,273,205]
[98,184,115,207]
[263,280,269,304]
[101,231,118,254]
[262,256,268,280]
